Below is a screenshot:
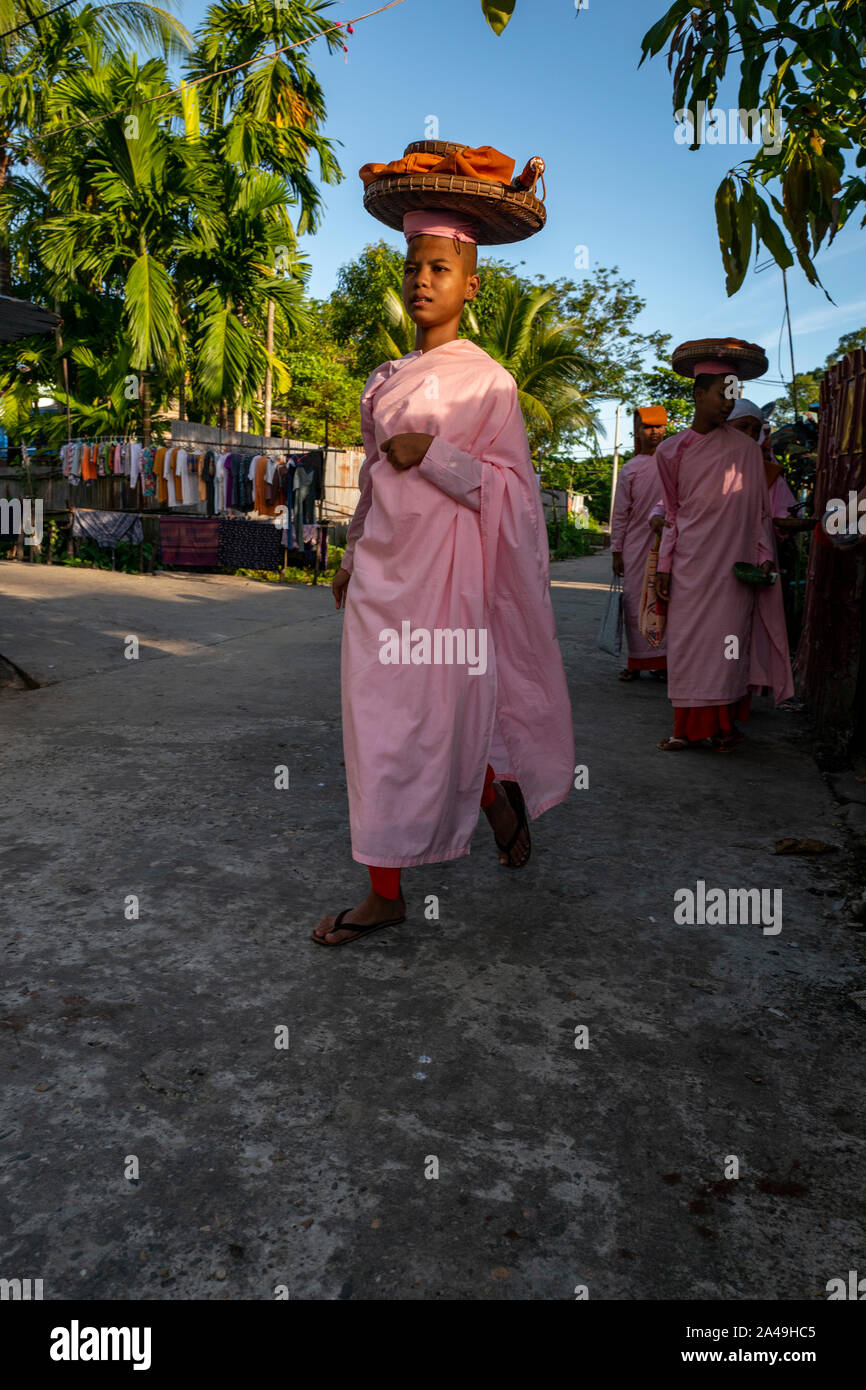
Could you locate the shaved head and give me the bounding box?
[406,233,476,274]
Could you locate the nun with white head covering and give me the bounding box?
[728,396,765,443]
[728,398,805,536]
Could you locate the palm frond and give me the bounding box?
[125,251,181,368]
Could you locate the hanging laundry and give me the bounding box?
[199,450,216,515]
[217,516,283,570]
[293,465,317,538]
[71,509,143,548]
[140,445,156,497]
[159,516,219,566]
[128,440,143,489]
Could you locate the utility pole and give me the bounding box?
[608,403,622,531]
[783,267,799,420]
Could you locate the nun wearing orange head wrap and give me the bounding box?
[609,406,669,680]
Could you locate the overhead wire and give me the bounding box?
[6,0,407,150]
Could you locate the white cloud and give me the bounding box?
[790,298,866,336]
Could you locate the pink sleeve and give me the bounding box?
[756,463,775,567]
[655,444,679,573]
[341,393,377,575]
[416,435,482,511]
[770,476,797,516]
[771,475,798,542]
[609,466,632,551]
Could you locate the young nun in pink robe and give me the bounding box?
[728,398,802,545]
[312,210,574,945]
[609,405,668,680]
[654,364,793,751]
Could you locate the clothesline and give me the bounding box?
[66,506,331,576]
[58,440,325,525]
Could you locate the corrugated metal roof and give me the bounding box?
[0,295,60,343]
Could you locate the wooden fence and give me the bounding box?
[795,348,866,757]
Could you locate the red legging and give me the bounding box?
[369,764,497,899]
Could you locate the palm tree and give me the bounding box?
[185,1,343,229]
[0,1,192,295]
[28,46,213,438]
[470,282,601,457]
[4,3,348,441]
[9,32,313,437]
[178,164,310,421]
[187,0,343,432]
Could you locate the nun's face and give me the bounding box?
[695,376,738,425]
[730,416,762,442]
[637,420,666,451]
[402,235,479,327]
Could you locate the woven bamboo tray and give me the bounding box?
[672,338,768,380]
[363,140,546,244]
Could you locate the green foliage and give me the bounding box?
[471,280,601,456]
[217,544,345,587]
[0,1,341,441]
[826,326,866,368]
[543,454,614,525]
[640,0,866,295]
[547,514,599,560]
[327,244,668,460]
[627,366,694,430]
[763,327,866,421]
[771,369,825,421]
[480,0,516,36]
[329,241,408,382]
[60,537,154,572]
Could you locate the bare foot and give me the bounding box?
[483,782,530,867]
[311,890,406,946]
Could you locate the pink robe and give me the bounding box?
[769,472,798,546]
[340,339,574,867]
[655,426,793,708]
[609,452,667,666]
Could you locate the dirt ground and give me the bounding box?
[1,553,864,1300]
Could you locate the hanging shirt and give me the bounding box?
[154,447,168,502]
[140,446,156,497]
[215,453,229,512]
[128,441,143,489]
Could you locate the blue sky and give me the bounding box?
[178,0,866,445]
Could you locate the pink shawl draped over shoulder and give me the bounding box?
[655,425,793,708]
[340,339,574,867]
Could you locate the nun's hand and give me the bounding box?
[381,433,434,470]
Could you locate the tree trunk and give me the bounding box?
[0,139,13,296]
[264,298,275,436]
[142,372,152,447]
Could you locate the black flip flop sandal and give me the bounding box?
[311,906,406,948]
[495,781,531,867]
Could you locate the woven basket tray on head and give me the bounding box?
[672,338,768,380]
[363,140,546,245]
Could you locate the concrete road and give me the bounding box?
[1,554,864,1300]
